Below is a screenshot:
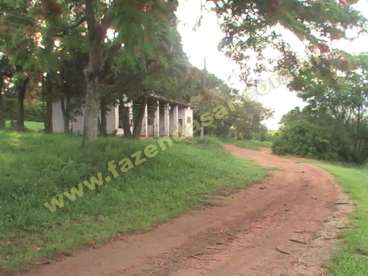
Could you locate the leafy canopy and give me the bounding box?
[209,0,366,82]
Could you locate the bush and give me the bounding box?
[273,120,336,160]
[3,97,17,120]
[273,110,368,163]
[25,101,45,122]
[3,98,45,123]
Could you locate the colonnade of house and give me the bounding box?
[124,99,193,138]
[51,97,194,137]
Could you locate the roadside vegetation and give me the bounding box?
[316,163,368,275]
[273,54,368,164]
[0,131,265,272]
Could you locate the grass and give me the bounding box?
[218,137,273,150]
[315,162,368,275]
[4,120,44,132]
[233,140,273,150]
[0,132,266,272]
[24,121,44,131]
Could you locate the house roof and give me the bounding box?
[137,93,191,108]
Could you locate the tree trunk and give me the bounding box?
[121,104,132,137]
[16,77,29,131]
[42,73,53,133]
[0,80,4,129]
[83,75,100,144]
[83,0,112,144]
[45,96,53,133]
[100,98,107,136]
[355,107,362,153]
[16,89,25,131]
[133,97,147,137]
[60,96,72,133]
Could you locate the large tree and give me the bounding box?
[0,0,41,131]
[92,9,192,137]
[1,0,181,141]
[274,52,368,162]
[209,0,366,83]
[76,0,179,143]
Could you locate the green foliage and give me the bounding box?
[209,0,366,82]
[273,107,367,163]
[274,52,368,163]
[1,0,191,137]
[2,97,45,123]
[0,131,265,271]
[190,78,272,139]
[0,0,41,72]
[228,98,273,140]
[24,101,45,122]
[273,110,337,160]
[2,97,17,121]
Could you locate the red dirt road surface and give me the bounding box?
[23,145,352,276]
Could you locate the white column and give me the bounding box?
[172,105,179,136]
[114,105,119,131]
[51,101,65,133]
[141,103,148,137]
[106,105,119,134]
[182,107,193,137]
[129,101,134,134]
[154,100,160,137]
[163,104,170,136]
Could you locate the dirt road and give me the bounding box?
[24,145,352,276]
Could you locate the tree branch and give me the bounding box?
[66,16,87,31]
[56,16,87,36]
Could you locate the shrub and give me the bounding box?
[273,109,367,163]
[25,101,45,122]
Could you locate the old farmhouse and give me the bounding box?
[51,94,194,138]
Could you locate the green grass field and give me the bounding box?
[317,163,368,275]
[0,131,265,272]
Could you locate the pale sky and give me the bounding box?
[176,0,368,130]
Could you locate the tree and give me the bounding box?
[191,70,271,138]
[75,0,179,144]
[0,0,181,140]
[96,10,192,138]
[209,0,366,83]
[0,1,41,131]
[0,55,12,129]
[274,52,368,163]
[229,97,272,140]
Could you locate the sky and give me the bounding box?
[176,0,368,130]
